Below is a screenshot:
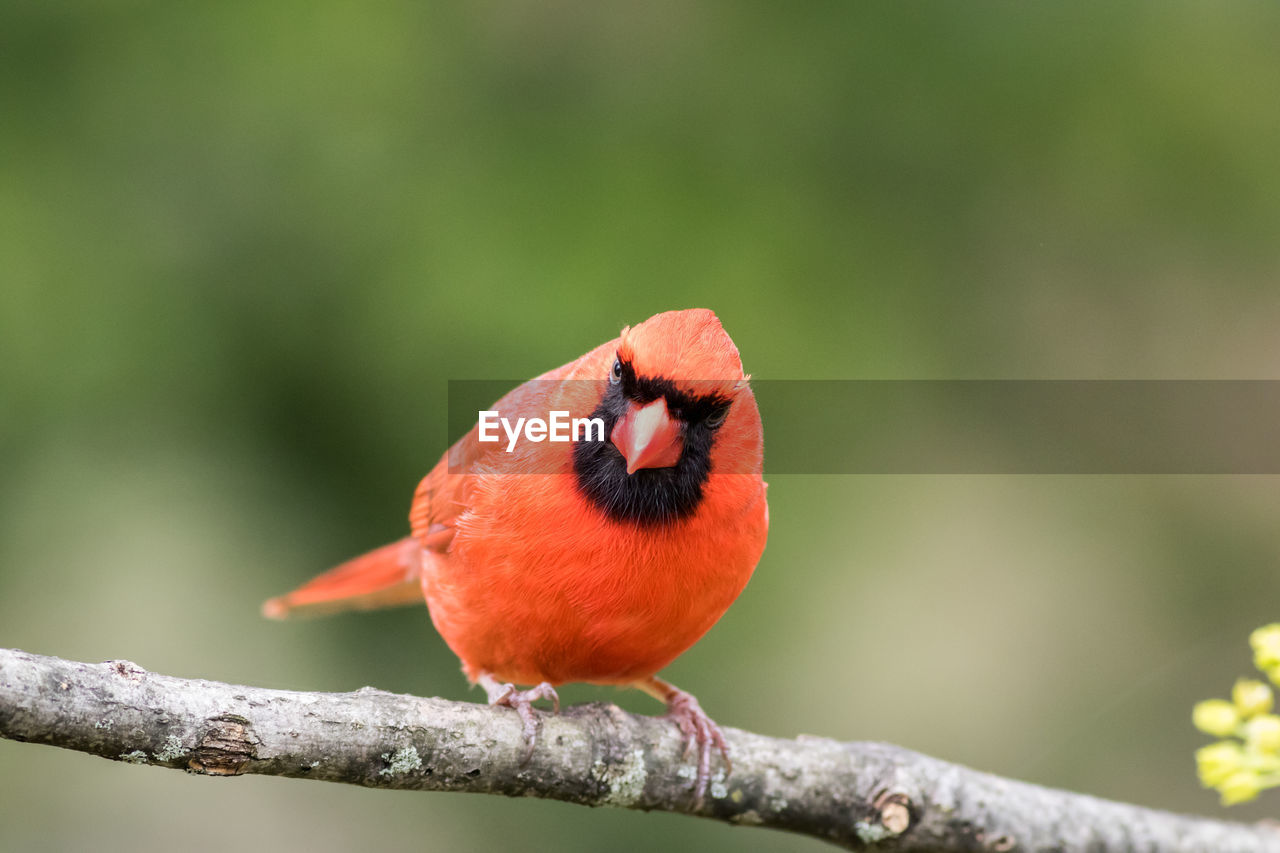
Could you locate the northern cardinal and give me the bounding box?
[263,309,768,803]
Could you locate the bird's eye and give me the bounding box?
[610,358,623,385]
[705,406,729,429]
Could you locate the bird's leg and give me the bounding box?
[637,675,731,807]
[475,672,560,763]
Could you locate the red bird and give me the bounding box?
[263,309,768,802]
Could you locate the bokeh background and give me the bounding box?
[4,3,1280,850]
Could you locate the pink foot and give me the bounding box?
[659,683,731,807]
[478,674,560,763]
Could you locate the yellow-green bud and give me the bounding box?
[1196,741,1245,788]
[1193,699,1241,738]
[1251,624,1280,673]
[1219,770,1264,806]
[1244,715,1280,752]
[1233,679,1275,718]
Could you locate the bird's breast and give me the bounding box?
[420,468,767,686]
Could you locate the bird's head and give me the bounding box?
[573,309,762,525]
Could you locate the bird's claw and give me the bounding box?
[663,687,730,807]
[481,677,559,763]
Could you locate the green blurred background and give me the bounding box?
[3,2,1280,850]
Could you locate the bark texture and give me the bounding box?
[1,647,1275,851]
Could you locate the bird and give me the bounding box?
[263,308,769,804]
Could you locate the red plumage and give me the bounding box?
[264,308,768,802]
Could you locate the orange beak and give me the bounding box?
[610,397,683,474]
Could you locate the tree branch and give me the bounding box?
[0,647,1274,851]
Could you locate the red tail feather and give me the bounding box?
[262,538,423,619]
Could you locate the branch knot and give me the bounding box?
[188,714,259,776]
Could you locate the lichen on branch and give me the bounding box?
[1,648,1277,852]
